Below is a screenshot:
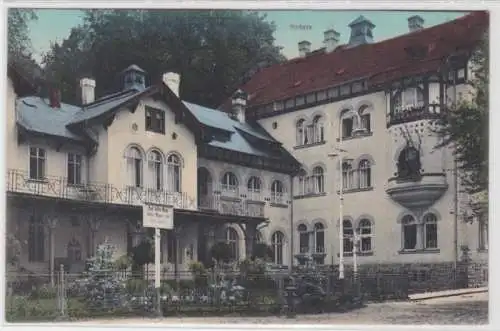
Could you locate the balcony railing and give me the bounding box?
[6,169,266,218]
[198,193,265,218]
[387,104,445,127]
[6,169,198,210]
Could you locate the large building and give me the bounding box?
[6,11,488,287]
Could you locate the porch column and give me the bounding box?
[43,214,58,287]
[245,223,257,259]
[87,216,101,258]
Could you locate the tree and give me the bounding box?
[435,32,488,214]
[43,9,285,107]
[7,8,37,60]
[7,9,43,88]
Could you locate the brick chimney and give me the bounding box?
[49,87,61,108]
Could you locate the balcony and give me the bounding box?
[386,173,448,210]
[6,169,197,210]
[198,193,265,218]
[387,104,445,127]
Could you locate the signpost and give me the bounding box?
[142,202,174,316]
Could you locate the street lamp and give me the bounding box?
[328,147,347,280]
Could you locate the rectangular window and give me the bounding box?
[285,98,295,109]
[145,107,165,134]
[29,147,46,180]
[295,96,305,106]
[274,101,284,111]
[340,85,350,96]
[342,118,353,138]
[317,90,327,101]
[67,153,83,185]
[306,93,316,104]
[327,88,338,98]
[352,82,363,93]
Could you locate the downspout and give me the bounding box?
[452,67,459,272]
[446,54,459,273]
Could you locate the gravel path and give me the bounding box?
[65,291,489,325]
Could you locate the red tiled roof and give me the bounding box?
[227,11,488,110]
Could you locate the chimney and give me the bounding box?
[298,40,311,57]
[324,29,340,53]
[231,89,248,123]
[49,87,61,108]
[163,72,180,98]
[408,15,424,32]
[80,78,96,105]
[348,15,375,47]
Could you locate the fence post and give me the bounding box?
[57,264,67,319]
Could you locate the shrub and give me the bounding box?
[189,261,208,289]
[29,285,57,300]
[72,241,130,312]
[210,242,232,263]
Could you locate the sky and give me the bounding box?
[26,9,467,64]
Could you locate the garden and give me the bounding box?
[6,239,408,322]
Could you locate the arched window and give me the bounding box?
[221,172,239,196]
[226,227,239,261]
[271,180,285,204]
[271,231,284,265]
[167,154,182,192]
[358,159,372,189]
[423,213,438,249]
[126,146,143,187]
[28,216,45,262]
[296,119,307,145]
[402,215,417,250]
[312,115,325,143]
[314,223,325,254]
[358,219,372,253]
[342,162,353,190]
[148,150,163,190]
[67,238,82,262]
[397,147,421,180]
[247,176,261,200]
[312,166,325,194]
[359,105,371,132]
[343,220,353,254]
[298,224,309,254]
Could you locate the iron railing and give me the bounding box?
[198,194,265,218]
[7,169,265,217]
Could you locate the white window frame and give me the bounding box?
[167,154,182,193]
[29,146,46,181]
[271,180,285,204]
[67,152,83,186]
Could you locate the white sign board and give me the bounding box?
[142,203,174,230]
